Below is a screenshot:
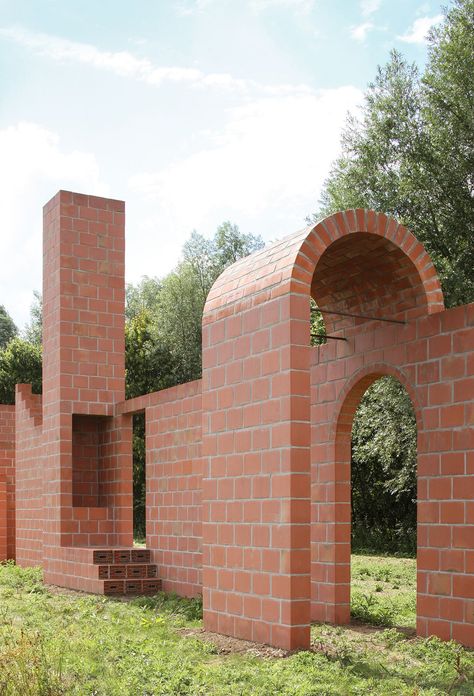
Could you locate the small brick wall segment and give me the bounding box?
[0,405,15,560]
[119,379,203,597]
[201,209,452,651]
[15,384,43,566]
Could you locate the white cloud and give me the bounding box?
[360,0,380,17]
[0,122,107,327]
[178,0,316,14]
[397,14,443,44]
[351,22,374,42]
[126,86,362,282]
[249,0,316,13]
[0,25,311,97]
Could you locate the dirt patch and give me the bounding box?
[179,627,290,658]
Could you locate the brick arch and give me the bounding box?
[204,209,444,322]
[201,210,444,651]
[332,362,424,444]
[315,363,422,624]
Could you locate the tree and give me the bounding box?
[351,377,417,555]
[0,338,42,404]
[156,222,264,383]
[23,291,43,345]
[317,0,474,307]
[0,305,17,350]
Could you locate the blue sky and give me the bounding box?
[0,0,447,327]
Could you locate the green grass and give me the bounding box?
[351,554,417,628]
[0,557,473,695]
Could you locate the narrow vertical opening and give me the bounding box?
[133,412,146,544]
[350,376,417,630]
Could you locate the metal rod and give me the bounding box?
[312,334,347,342]
[311,307,406,325]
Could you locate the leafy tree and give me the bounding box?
[23,291,43,345]
[0,338,42,404]
[351,377,417,555]
[0,305,17,350]
[125,277,162,323]
[317,0,474,307]
[125,309,175,538]
[155,222,264,383]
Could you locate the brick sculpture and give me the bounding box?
[0,192,472,650]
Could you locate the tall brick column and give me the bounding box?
[42,191,132,563]
[202,235,313,650]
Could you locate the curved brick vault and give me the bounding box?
[1,197,472,653]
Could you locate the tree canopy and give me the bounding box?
[0,305,17,351]
[317,0,474,308]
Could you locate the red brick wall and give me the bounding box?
[0,480,6,561]
[15,385,43,567]
[9,197,474,652]
[119,380,202,597]
[309,303,474,646]
[0,405,15,559]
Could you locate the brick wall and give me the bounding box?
[119,379,202,597]
[201,209,448,650]
[8,197,473,651]
[310,303,474,647]
[15,385,43,567]
[0,405,15,559]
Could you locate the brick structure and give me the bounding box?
[1,195,473,651]
[0,405,15,560]
[119,379,202,597]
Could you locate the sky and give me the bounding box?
[0,0,448,329]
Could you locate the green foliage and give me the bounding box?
[0,337,42,404]
[316,5,474,555]
[351,377,417,555]
[155,222,264,384]
[1,560,473,695]
[125,309,175,399]
[0,304,17,350]
[317,0,474,308]
[23,291,43,346]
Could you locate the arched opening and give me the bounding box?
[320,368,421,629]
[349,375,417,629]
[311,231,430,338]
[308,227,429,629]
